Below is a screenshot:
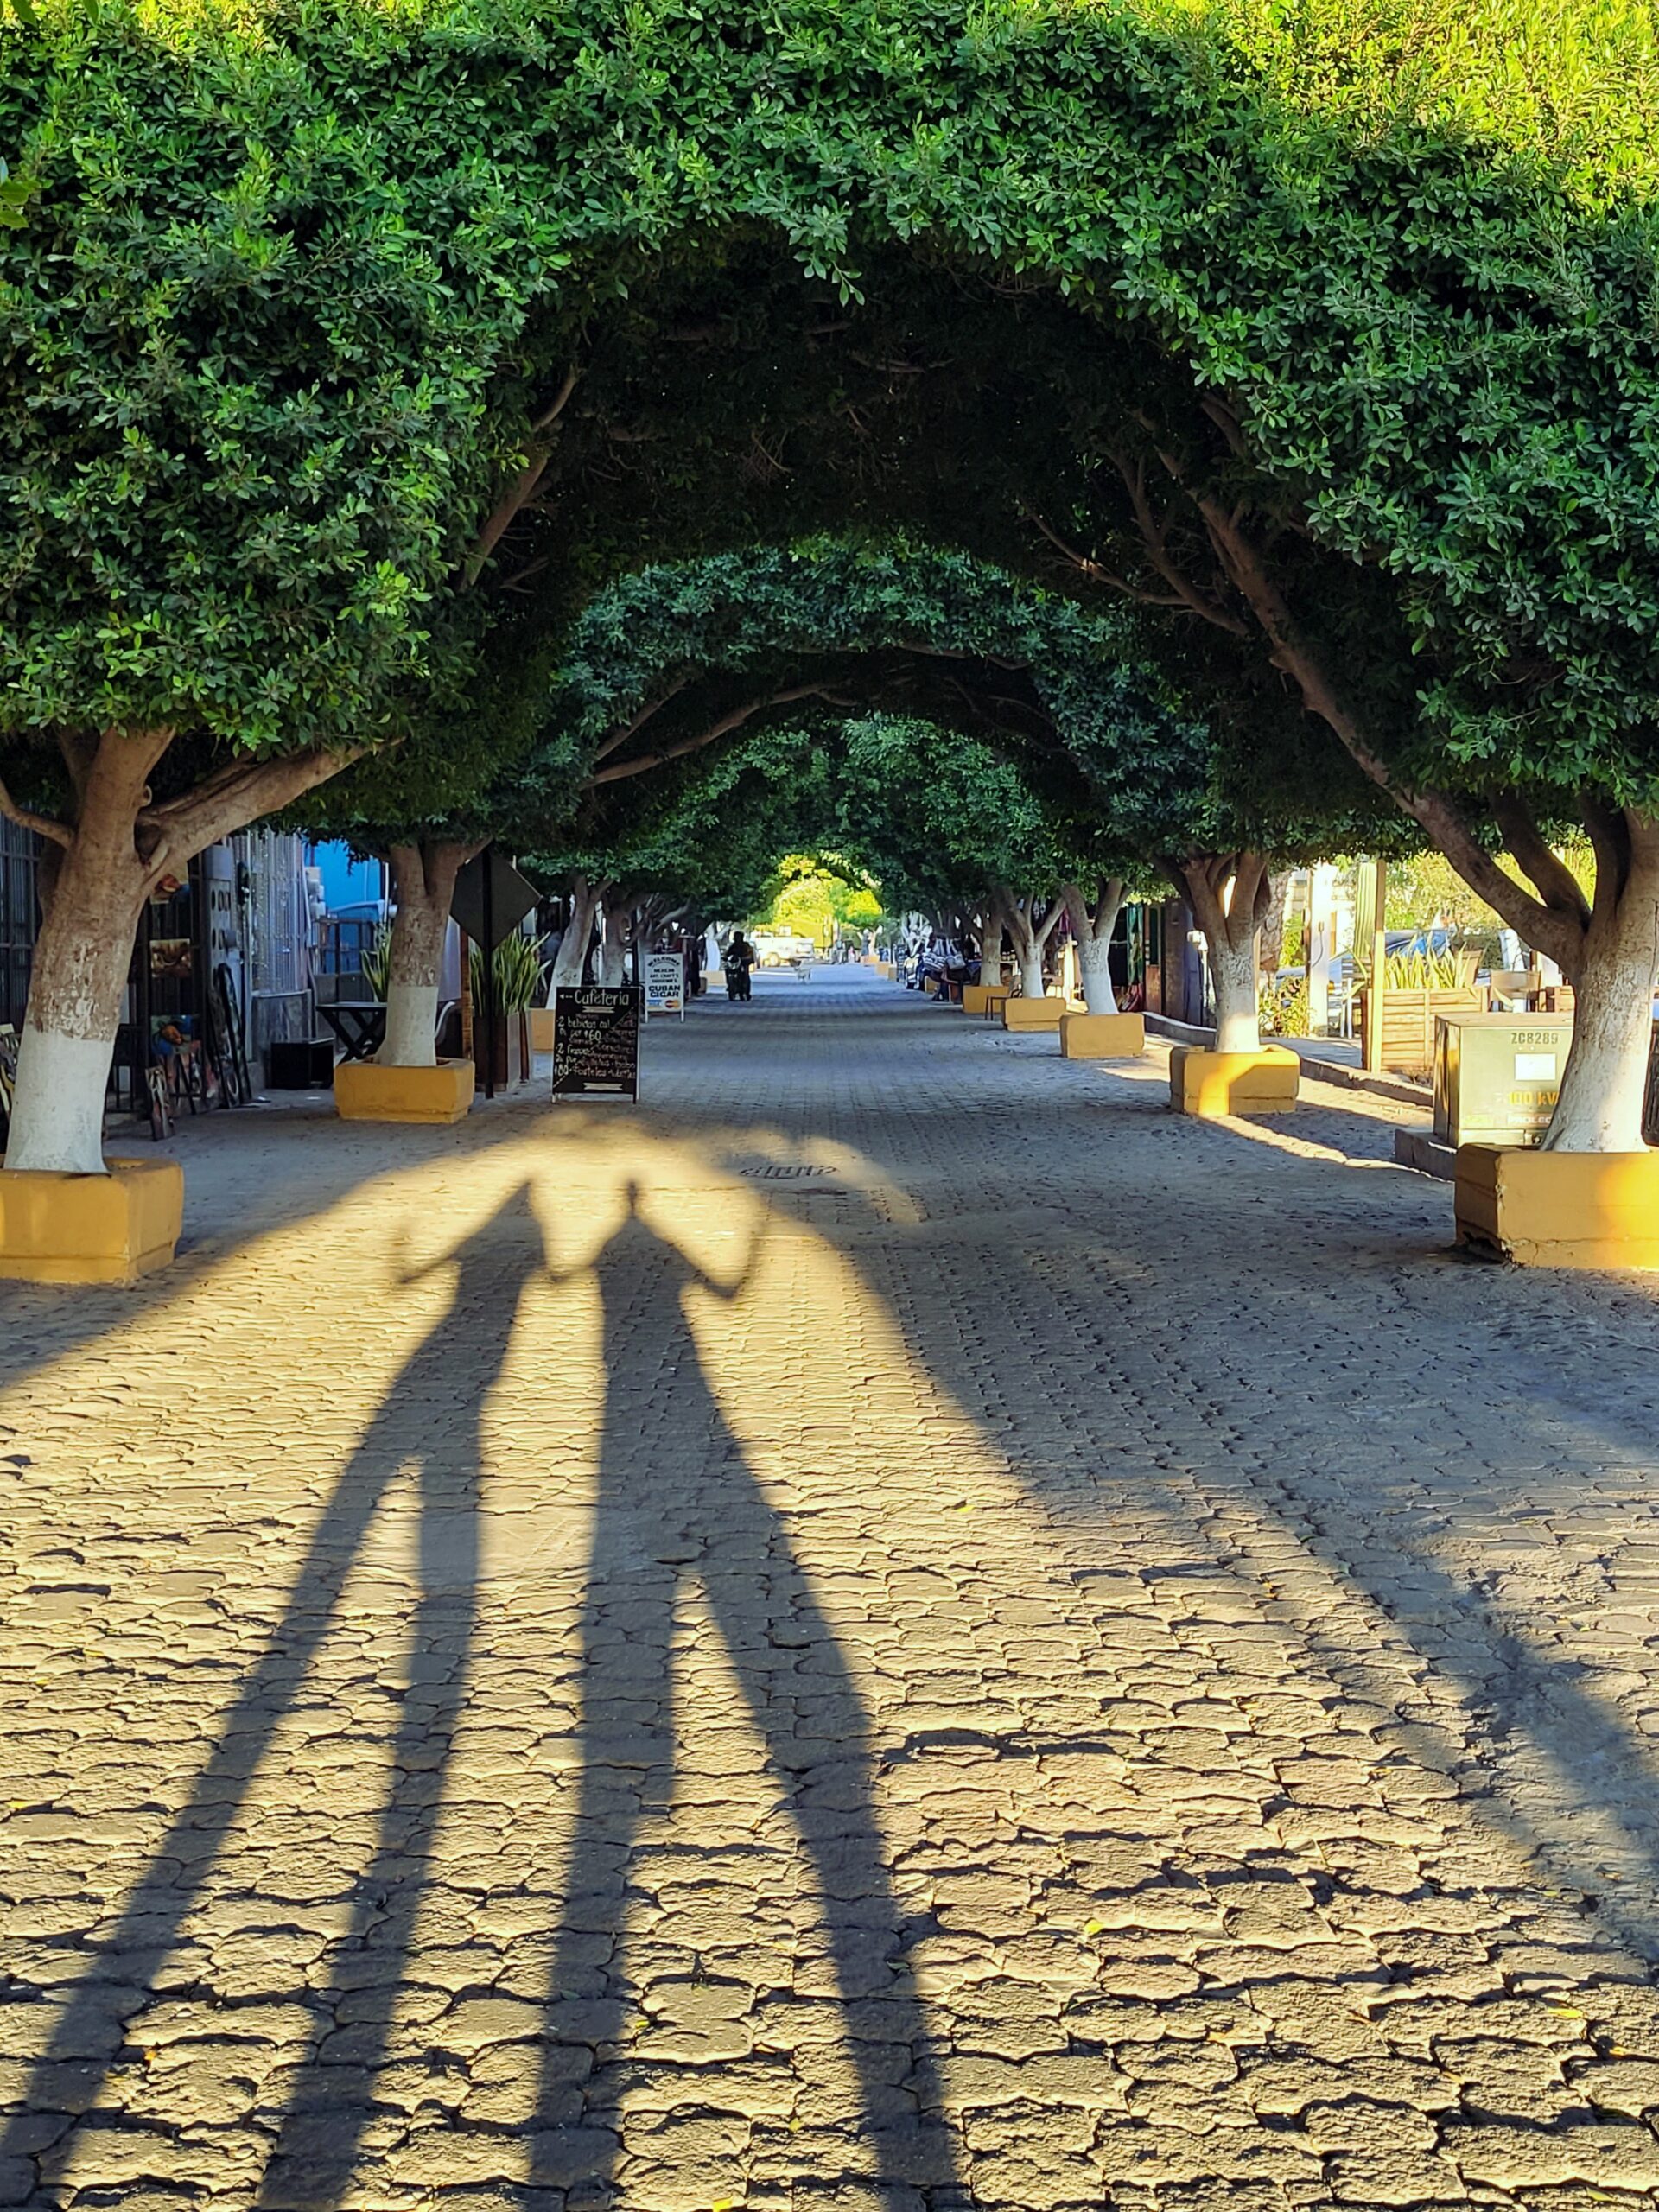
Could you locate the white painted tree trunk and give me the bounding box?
[5,1028,119,1176]
[1077,931,1118,1014]
[3,725,351,1178]
[1543,823,1659,1151]
[550,883,601,993]
[1018,947,1046,999]
[381,979,439,1069]
[597,905,628,986]
[1211,931,1262,1054]
[4,738,164,1174]
[379,843,467,1068]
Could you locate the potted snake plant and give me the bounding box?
[469,933,545,1087]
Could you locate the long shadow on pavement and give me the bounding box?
[524,1178,953,2209]
[3,1181,548,2205]
[5,1165,957,2212]
[0,1103,561,1405]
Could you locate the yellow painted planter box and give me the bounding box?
[960,982,998,1015]
[1170,1044,1299,1116]
[334,1059,475,1125]
[1002,996,1065,1033]
[1061,1012,1146,1059]
[922,976,940,996]
[0,1156,184,1284]
[1456,1143,1659,1268]
[528,1007,556,1053]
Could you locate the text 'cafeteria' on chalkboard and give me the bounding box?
[552,987,641,1099]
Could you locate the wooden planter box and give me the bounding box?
[1360,986,1485,1077]
[476,1012,532,1090]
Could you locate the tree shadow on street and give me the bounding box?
[791,1127,1659,1971]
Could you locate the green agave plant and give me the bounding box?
[360,926,391,1002]
[470,932,546,1014]
[1382,949,1464,992]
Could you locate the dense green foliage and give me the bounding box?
[505,543,1403,900]
[4,0,1657,817]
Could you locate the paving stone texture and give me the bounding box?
[4,966,1659,2212]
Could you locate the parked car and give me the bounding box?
[752,931,817,968]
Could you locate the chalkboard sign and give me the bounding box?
[552,986,641,1100]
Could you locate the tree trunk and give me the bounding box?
[380,842,471,1068]
[5,843,150,1174]
[1174,853,1268,1057]
[2,726,353,1177]
[4,729,174,1174]
[1076,931,1118,1014]
[1002,893,1062,998]
[1211,931,1262,1053]
[1542,814,1659,1152]
[1062,880,1126,1014]
[550,877,601,994]
[979,906,1005,988]
[1257,872,1289,981]
[597,901,628,986]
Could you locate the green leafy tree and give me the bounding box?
[8,0,1659,1169]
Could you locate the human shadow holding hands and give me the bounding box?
[255,1183,558,2204]
[531,1179,956,2207]
[0,1183,551,2209]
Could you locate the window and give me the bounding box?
[0,820,39,1032]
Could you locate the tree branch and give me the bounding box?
[1110,454,1254,637]
[462,365,579,585]
[584,685,836,787]
[388,841,428,906]
[1170,855,1225,946]
[0,771,73,849]
[1023,508,1111,582]
[1192,495,1584,973]
[1491,795,1592,931]
[530,364,582,437]
[1023,506,1193,613]
[592,677,693,766]
[145,746,365,880]
[1584,798,1631,921]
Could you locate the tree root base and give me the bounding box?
[1456,1143,1659,1268]
[1002,995,1065,1033]
[0,1157,184,1284]
[1061,1013,1146,1059]
[1169,1045,1300,1116]
[334,1059,475,1124]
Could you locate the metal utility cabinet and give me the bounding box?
[1433,1014,1573,1149]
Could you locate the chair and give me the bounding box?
[1489,967,1541,1013]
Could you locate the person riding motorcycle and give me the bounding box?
[724,932,755,1002]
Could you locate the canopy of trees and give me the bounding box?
[3,0,1656,1159]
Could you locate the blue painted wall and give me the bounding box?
[306,841,386,915]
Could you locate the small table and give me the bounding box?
[317,1002,387,1062]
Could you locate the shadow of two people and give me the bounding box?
[10,1177,955,2212]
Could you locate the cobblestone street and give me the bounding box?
[7,968,1659,2211]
